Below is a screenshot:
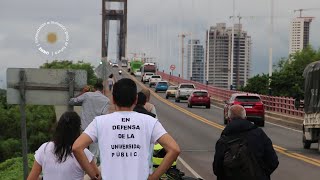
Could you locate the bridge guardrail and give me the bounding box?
[157,71,304,118]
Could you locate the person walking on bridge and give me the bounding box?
[27,112,99,180]
[107,74,115,92]
[72,78,180,180]
[141,88,158,118]
[69,82,110,162]
[213,105,279,180]
[134,92,156,118]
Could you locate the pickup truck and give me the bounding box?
[149,75,162,87]
[141,72,155,83]
[175,83,196,102]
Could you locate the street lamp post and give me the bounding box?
[230,0,235,90]
[269,0,274,80]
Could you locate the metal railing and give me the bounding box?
[157,71,304,117]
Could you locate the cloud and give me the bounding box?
[1,0,320,86]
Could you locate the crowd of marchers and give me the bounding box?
[26,78,278,180]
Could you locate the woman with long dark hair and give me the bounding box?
[27,111,99,180]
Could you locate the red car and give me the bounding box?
[223,93,265,127]
[187,90,211,109]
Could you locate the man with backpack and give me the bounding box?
[213,105,279,180]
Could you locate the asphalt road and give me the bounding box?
[110,66,320,180]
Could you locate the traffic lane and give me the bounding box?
[152,90,320,159]
[148,88,320,180]
[127,75,216,179]
[271,153,320,180]
[152,90,218,179]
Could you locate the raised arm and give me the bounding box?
[72,133,99,179]
[69,92,86,106]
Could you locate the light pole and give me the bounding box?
[206,29,210,86]
[190,0,195,81]
[229,0,235,90]
[190,33,193,81]
[269,0,274,80]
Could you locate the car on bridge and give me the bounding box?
[134,69,142,76]
[175,83,196,102]
[149,75,162,87]
[155,81,169,92]
[187,90,211,109]
[223,93,265,127]
[165,85,178,99]
[141,72,155,83]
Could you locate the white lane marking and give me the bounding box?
[264,117,302,133]
[210,104,302,133]
[178,156,204,179]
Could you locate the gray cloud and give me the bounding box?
[1,0,320,87]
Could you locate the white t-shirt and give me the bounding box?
[34,142,93,180]
[84,111,167,180]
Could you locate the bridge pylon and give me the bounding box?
[101,0,127,62]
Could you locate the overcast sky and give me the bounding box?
[1,0,320,88]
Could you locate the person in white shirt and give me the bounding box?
[27,111,99,180]
[107,74,115,91]
[72,78,180,180]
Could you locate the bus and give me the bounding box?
[129,59,143,75]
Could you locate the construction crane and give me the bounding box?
[294,8,320,17]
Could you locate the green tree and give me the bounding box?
[240,74,269,94]
[0,154,34,180]
[40,60,98,85]
[0,60,99,163]
[243,46,320,97]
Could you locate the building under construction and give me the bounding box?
[206,23,251,89]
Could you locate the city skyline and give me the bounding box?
[1,0,320,86]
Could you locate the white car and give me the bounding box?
[134,70,142,76]
[112,63,118,67]
[149,75,162,87]
[175,83,196,102]
[141,72,155,83]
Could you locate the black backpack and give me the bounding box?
[221,128,265,180]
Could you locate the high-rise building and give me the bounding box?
[289,17,313,55]
[205,23,251,89]
[187,39,204,83]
